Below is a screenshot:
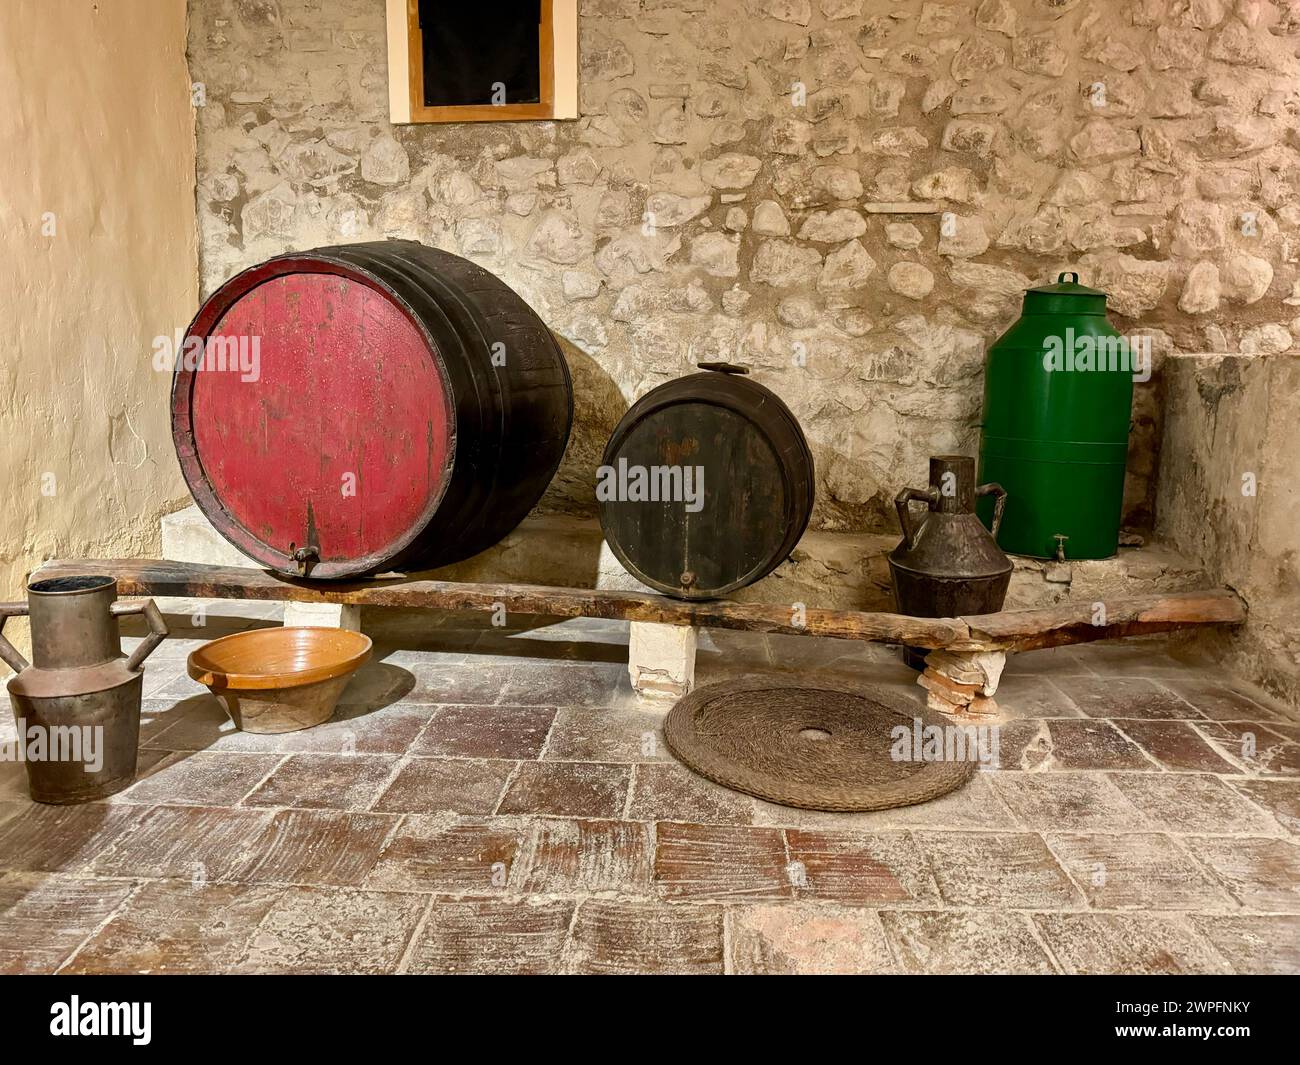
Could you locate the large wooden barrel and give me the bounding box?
[171,241,572,579]
[599,364,814,600]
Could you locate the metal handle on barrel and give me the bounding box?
[0,602,30,674]
[895,487,940,551]
[111,599,169,673]
[977,482,1008,538]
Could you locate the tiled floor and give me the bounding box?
[1,600,1298,974]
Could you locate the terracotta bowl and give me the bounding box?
[187,627,372,734]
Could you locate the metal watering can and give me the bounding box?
[0,575,167,804]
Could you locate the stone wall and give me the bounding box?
[0,0,196,645]
[1157,352,1300,704]
[187,0,1300,535]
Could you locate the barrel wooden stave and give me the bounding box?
[171,240,572,579]
[599,370,814,600]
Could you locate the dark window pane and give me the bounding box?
[419,0,542,108]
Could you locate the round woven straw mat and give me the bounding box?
[664,677,977,812]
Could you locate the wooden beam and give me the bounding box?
[30,559,969,648]
[956,589,1247,653]
[28,560,1246,654]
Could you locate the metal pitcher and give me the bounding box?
[0,575,167,804]
[889,455,1012,670]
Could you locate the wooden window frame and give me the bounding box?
[387,0,578,124]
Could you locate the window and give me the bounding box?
[387,0,578,124]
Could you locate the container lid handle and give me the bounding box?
[696,361,751,375]
[1059,271,1080,284]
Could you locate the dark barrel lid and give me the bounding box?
[1022,271,1109,316]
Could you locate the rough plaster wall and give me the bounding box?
[188,0,1300,535]
[0,1,198,637]
[1157,352,1300,703]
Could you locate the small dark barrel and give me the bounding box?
[599,364,814,600]
[171,240,572,579]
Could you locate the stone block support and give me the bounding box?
[628,621,697,700]
[918,649,1006,717]
[283,600,362,631]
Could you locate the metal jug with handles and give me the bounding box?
[0,574,167,804]
[888,455,1013,670]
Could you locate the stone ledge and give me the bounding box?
[161,504,1210,614]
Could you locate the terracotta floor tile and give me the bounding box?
[543,706,672,763]
[1003,646,1096,677]
[496,663,636,708]
[1041,720,1155,771]
[1183,836,1300,912]
[1031,913,1227,975]
[1068,642,1216,679]
[62,879,284,974]
[988,721,1055,772]
[516,817,653,894]
[1236,740,1300,777]
[246,809,397,886]
[1107,773,1283,835]
[1261,721,1300,743]
[1112,720,1240,773]
[268,703,434,755]
[1190,723,1294,775]
[334,660,418,711]
[405,898,575,974]
[471,625,630,666]
[411,704,556,760]
[0,803,143,874]
[627,763,756,825]
[496,761,631,818]
[149,672,217,704]
[366,815,523,894]
[5,614,1294,976]
[0,762,28,804]
[96,749,173,802]
[1196,720,1295,754]
[140,665,190,699]
[991,774,1149,831]
[1189,915,1300,974]
[1196,723,1300,775]
[242,753,398,810]
[371,757,513,815]
[1162,682,1287,722]
[138,696,207,744]
[1229,779,1300,836]
[879,910,1056,974]
[88,805,272,882]
[1045,833,1236,911]
[565,898,724,974]
[750,773,1016,834]
[143,698,296,753]
[0,873,135,974]
[147,699,432,755]
[992,675,1085,719]
[236,886,426,974]
[726,904,898,974]
[1061,677,1202,720]
[916,831,1082,908]
[785,829,939,906]
[654,821,793,901]
[404,663,520,705]
[114,751,284,806]
[763,633,898,673]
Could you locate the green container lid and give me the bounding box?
[1022,272,1108,317]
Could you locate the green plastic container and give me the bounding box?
[976,272,1134,560]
